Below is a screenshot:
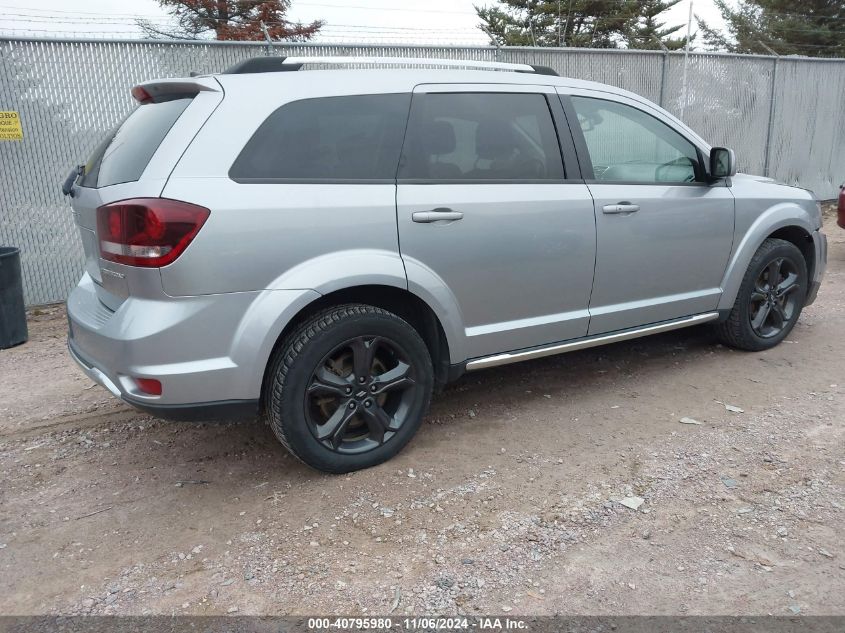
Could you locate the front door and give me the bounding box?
[396,85,596,359]
[563,91,735,335]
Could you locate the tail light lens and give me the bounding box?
[97,198,209,268]
[134,378,162,396]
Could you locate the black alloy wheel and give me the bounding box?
[715,238,808,351]
[305,335,420,454]
[266,304,433,473]
[748,257,802,338]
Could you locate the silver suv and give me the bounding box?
[65,57,827,473]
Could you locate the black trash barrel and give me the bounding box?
[0,247,28,349]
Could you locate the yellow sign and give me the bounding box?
[0,111,23,141]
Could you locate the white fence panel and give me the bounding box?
[1,38,843,305]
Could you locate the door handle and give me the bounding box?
[412,208,464,223]
[602,203,640,214]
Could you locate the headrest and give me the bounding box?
[475,120,515,160]
[421,121,456,156]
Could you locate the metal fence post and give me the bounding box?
[259,21,273,56]
[652,36,670,109]
[763,56,779,178]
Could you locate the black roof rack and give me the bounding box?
[223,57,302,74]
[222,56,558,76]
[525,65,559,76]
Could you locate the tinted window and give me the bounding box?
[398,93,565,181]
[230,94,410,181]
[570,96,701,183]
[80,97,192,188]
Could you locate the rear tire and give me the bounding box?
[266,304,433,473]
[715,238,807,351]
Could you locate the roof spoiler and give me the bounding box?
[222,56,559,76]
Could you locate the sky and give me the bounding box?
[0,0,727,47]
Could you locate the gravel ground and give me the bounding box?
[1,210,842,617]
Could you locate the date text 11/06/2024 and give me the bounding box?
[307,617,529,630]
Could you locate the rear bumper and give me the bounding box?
[67,340,258,420]
[67,338,122,398]
[129,399,260,421]
[66,272,316,419]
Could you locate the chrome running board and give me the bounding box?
[465,312,719,371]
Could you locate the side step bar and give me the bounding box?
[465,312,719,371]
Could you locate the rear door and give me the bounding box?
[561,90,735,335]
[69,79,221,308]
[396,84,596,359]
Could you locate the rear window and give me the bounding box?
[80,97,193,188]
[398,92,565,182]
[229,93,411,182]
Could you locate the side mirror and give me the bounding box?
[710,147,737,179]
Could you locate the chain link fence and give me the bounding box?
[1,37,844,306]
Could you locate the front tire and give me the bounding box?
[266,304,433,473]
[715,238,808,351]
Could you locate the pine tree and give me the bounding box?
[697,0,845,57]
[625,0,687,50]
[476,0,686,49]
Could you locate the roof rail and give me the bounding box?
[222,56,558,76]
[223,57,302,74]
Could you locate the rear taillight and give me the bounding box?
[97,198,209,268]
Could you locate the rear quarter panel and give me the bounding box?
[158,179,404,296]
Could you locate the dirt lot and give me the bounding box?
[1,211,843,617]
